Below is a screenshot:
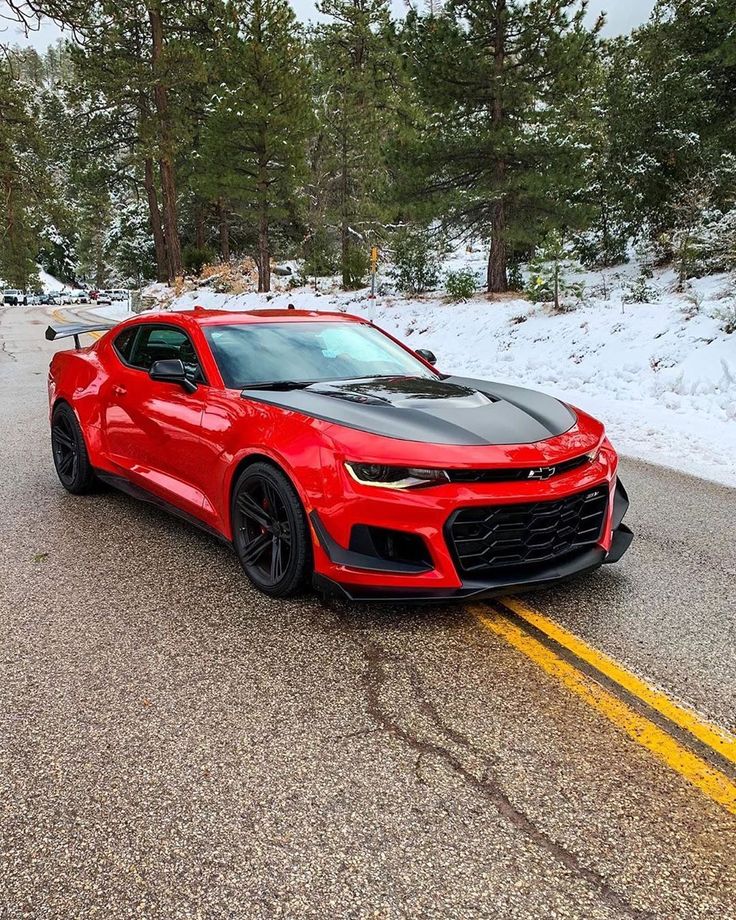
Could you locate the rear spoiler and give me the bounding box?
[45,322,116,349]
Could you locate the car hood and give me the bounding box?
[241,375,576,446]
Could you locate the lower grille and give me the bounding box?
[447,487,608,575]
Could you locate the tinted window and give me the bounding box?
[128,325,205,382]
[113,327,137,363]
[203,322,435,388]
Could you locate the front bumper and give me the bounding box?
[313,545,611,602]
[309,457,633,603]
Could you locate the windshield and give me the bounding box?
[204,321,436,388]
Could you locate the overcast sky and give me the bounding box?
[1,0,658,51]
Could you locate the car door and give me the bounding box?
[101,323,213,517]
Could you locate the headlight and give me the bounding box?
[345,462,449,489]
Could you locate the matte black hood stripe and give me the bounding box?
[241,375,575,446]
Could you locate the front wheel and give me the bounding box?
[231,462,312,598]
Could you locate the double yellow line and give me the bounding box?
[48,302,735,813]
[471,599,736,815]
[51,306,103,341]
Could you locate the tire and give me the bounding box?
[51,402,97,495]
[231,461,312,598]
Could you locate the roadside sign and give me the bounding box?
[370,246,379,299]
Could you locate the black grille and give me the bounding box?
[446,453,591,484]
[447,487,608,574]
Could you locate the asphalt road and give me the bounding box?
[1,305,735,919]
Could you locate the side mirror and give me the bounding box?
[416,348,437,365]
[150,358,197,393]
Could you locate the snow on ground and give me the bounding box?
[91,301,137,321]
[38,269,66,292]
[130,256,736,488]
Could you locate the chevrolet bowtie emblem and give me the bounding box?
[528,467,555,480]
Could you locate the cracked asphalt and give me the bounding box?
[1,305,735,919]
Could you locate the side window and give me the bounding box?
[113,327,138,363]
[128,325,206,383]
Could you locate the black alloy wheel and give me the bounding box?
[51,402,96,494]
[231,462,312,597]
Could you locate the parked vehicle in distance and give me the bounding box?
[25,293,44,305]
[46,309,632,601]
[109,289,129,302]
[96,291,113,305]
[64,289,89,304]
[2,289,26,305]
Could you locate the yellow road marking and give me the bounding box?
[470,605,736,816]
[498,596,736,765]
[50,306,102,340]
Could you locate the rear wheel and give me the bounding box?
[231,462,312,597]
[51,403,96,494]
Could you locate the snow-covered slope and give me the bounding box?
[136,265,736,487]
[38,270,66,292]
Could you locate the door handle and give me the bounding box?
[112,384,127,397]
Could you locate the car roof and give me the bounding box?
[125,308,368,329]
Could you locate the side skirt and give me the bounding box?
[94,469,232,547]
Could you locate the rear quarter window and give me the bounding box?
[113,327,137,363]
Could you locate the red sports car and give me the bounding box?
[46,309,632,601]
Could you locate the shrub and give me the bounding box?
[574,223,628,269]
[389,229,440,294]
[525,231,584,310]
[342,245,370,290]
[681,288,703,319]
[622,273,659,304]
[302,228,338,278]
[633,231,670,276]
[182,245,215,275]
[681,207,736,278]
[715,302,736,334]
[507,261,524,291]
[445,268,477,301]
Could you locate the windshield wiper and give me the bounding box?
[241,380,313,391]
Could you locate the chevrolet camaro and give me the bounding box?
[46,308,632,601]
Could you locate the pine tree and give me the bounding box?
[402,0,602,294]
[199,0,312,292]
[54,1,226,284]
[0,56,45,289]
[61,3,170,281]
[312,0,403,288]
[572,40,635,268]
[526,231,584,311]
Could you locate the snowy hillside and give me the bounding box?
[130,260,736,487]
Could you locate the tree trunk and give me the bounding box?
[149,5,182,283]
[1,173,19,287]
[487,0,508,294]
[95,237,106,289]
[487,198,507,292]
[257,158,270,293]
[258,209,270,294]
[143,156,169,283]
[340,132,350,289]
[218,199,230,262]
[195,206,205,249]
